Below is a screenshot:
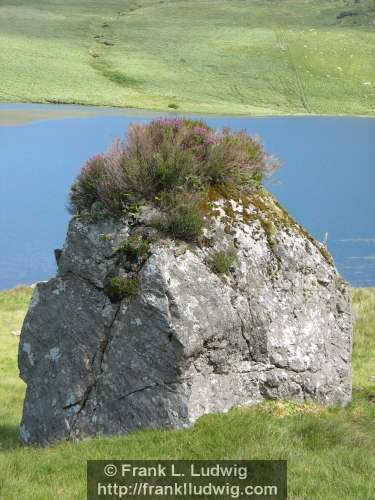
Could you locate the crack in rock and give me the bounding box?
[68,303,121,438]
[116,379,189,401]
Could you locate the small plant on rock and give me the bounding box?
[104,276,139,302]
[155,205,205,242]
[119,234,149,261]
[210,248,237,274]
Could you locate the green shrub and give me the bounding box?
[104,276,139,302]
[156,206,205,242]
[119,234,149,261]
[211,248,237,274]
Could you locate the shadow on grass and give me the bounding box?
[0,424,21,450]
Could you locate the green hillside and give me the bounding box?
[0,286,374,499]
[0,0,374,115]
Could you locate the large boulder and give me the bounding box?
[18,189,352,445]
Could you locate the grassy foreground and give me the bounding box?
[0,0,374,115]
[0,287,374,499]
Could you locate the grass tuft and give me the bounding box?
[155,205,206,242]
[118,234,149,261]
[210,248,237,274]
[104,276,139,302]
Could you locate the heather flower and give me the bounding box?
[69,118,279,221]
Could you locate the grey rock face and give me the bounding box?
[18,190,352,445]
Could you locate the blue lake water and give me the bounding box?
[0,104,374,289]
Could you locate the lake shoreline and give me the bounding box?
[1,102,375,129]
[1,100,375,121]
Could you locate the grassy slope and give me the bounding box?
[0,287,374,499]
[0,0,374,115]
